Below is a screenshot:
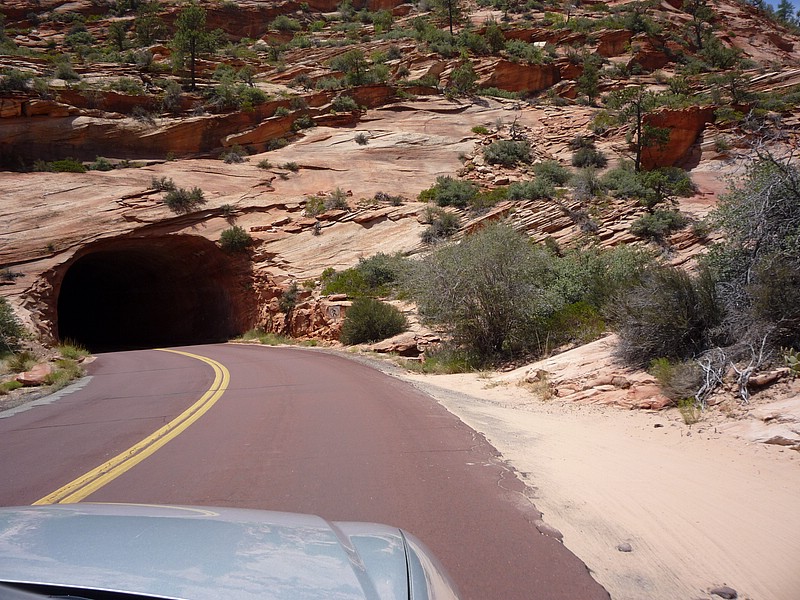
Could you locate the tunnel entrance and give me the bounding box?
[56,235,254,352]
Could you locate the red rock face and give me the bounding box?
[641,106,717,170]
[628,38,671,72]
[594,29,634,58]
[55,90,159,115]
[476,60,561,93]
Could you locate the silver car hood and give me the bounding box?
[0,504,459,600]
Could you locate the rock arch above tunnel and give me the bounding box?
[56,235,254,352]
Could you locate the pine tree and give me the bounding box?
[171,3,222,90]
[775,0,795,23]
[605,86,670,172]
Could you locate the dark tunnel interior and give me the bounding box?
[57,236,252,352]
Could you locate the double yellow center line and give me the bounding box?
[33,349,230,505]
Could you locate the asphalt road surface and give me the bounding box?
[0,344,609,600]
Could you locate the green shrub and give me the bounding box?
[89,156,115,171]
[507,178,555,200]
[404,345,478,374]
[699,35,740,70]
[322,267,368,296]
[532,160,570,185]
[163,187,206,213]
[649,357,704,404]
[447,61,478,95]
[283,162,300,172]
[325,187,350,210]
[0,297,24,353]
[483,140,532,167]
[421,208,460,243]
[257,158,272,169]
[551,245,654,309]
[58,342,89,360]
[53,58,80,81]
[589,110,616,135]
[784,348,800,377]
[279,282,299,312]
[419,176,478,207]
[150,176,176,191]
[292,113,316,130]
[49,158,86,173]
[304,190,338,215]
[630,209,688,240]
[471,125,489,135]
[602,164,694,209]
[44,358,84,390]
[6,350,38,373]
[207,81,267,110]
[236,329,294,345]
[571,146,607,168]
[340,297,408,344]
[609,267,722,367]
[220,145,248,163]
[0,68,33,91]
[571,167,604,201]
[0,380,22,395]
[321,253,409,297]
[357,253,409,290]
[471,186,508,211]
[271,15,301,32]
[568,135,595,151]
[238,86,268,108]
[504,39,546,63]
[304,196,325,217]
[65,24,94,48]
[331,94,359,112]
[316,77,344,91]
[678,396,702,425]
[109,77,144,95]
[410,223,556,361]
[477,87,521,100]
[219,225,252,251]
[545,301,606,346]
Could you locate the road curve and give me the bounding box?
[0,344,609,600]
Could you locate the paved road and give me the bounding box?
[0,344,609,600]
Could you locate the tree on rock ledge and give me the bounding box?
[171,3,223,90]
[605,86,670,172]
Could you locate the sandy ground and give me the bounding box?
[395,370,800,600]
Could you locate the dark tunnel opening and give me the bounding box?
[57,236,253,352]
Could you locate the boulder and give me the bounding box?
[369,334,422,356]
[626,383,672,410]
[16,363,54,387]
[709,586,738,599]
